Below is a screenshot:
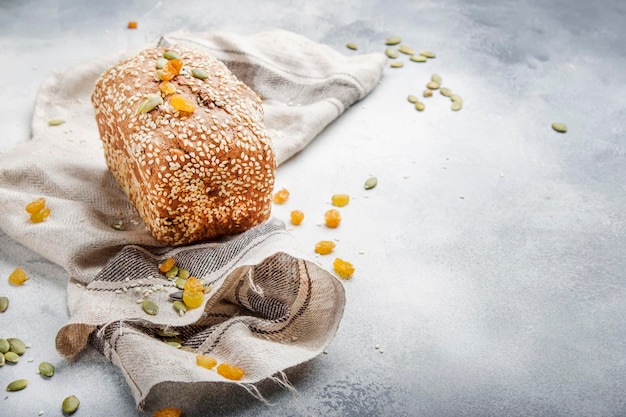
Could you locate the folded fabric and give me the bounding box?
[0,29,385,410]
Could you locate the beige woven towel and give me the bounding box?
[0,29,385,410]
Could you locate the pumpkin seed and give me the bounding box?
[407,95,418,103]
[8,338,26,355]
[48,119,65,126]
[6,379,28,392]
[451,101,463,111]
[191,68,209,80]
[156,69,165,81]
[440,87,452,97]
[166,341,182,349]
[426,81,440,90]
[431,73,442,84]
[0,352,4,366]
[169,290,183,301]
[0,338,9,353]
[175,277,187,290]
[415,101,425,112]
[364,176,378,190]
[551,122,567,133]
[346,42,358,50]
[4,351,19,363]
[137,94,163,114]
[420,50,436,58]
[156,57,168,69]
[410,54,427,63]
[177,269,190,280]
[156,328,180,338]
[142,299,159,315]
[38,362,55,377]
[390,61,404,68]
[165,266,179,279]
[398,45,415,55]
[385,48,399,59]
[450,94,463,103]
[0,296,8,312]
[385,36,402,45]
[163,50,181,60]
[173,300,187,314]
[423,89,433,98]
[62,395,80,414]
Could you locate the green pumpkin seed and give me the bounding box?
[156,328,180,338]
[385,36,402,45]
[426,81,440,90]
[450,94,463,103]
[346,42,358,50]
[423,90,433,98]
[8,338,26,355]
[156,57,168,69]
[156,69,165,81]
[62,395,80,414]
[191,68,209,80]
[385,48,399,59]
[364,176,378,190]
[451,101,463,111]
[431,73,442,84]
[38,361,55,377]
[166,341,182,349]
[410,54,427,63]
[4,351,19,363]
[440,87,452,97]
[0,352,5,366]
[177,269,190,280]
[6,379,28,392]
[142,299,159,316]
[390,61,404,68]
[175,277,187,290]
[163,50,181,60]
[420,50,436,58]
[415,101,425,112]
[551,122,567,133]
[48,119,65,126]
[137,94,163,114]
[407,95,418,103]
[0,296,8,313]
[0,338,9,353]
[398,45,415,55]
[165,266,179,279]
[173,300,187,314]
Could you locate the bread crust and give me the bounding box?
[92,46,275,246]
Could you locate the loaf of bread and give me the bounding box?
[92,46,276,246]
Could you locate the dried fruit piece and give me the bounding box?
[159,258,176,273]
[170,94,196,113]
[153,407,182,417]
[8,268,29,286]
[273,188,290,204]
[25,197,46,214]
[196,354,218,370]
[324,209,342,228]
[331,194,350,207]
[333,258,355,279]
[159,81,176,95]
[183,277,205,309]
[217,362,245,380]
[290,210,304,225]
[127,21,138,29]
[160,58,183,81]
[315,240,336,255]
[30,207,51,223]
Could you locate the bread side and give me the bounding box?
[92,46,276,246]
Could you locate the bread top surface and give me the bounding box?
[92,46,276,246]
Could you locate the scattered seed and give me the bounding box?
[0,353,4,366]
[38,362,55,377]
[0,339,10,354]
[0,296,8,313]
[415,101,425,111]
[6,379,28,392]
[551,122,567,133]
[155,57,167,69]
[48,119,65,126]
[111,221,125,231]
[390,61,404,68]
[62,395,80,414]
[4,351,19,363]
[423,89,433,98]
[385,48,399,59]
[410,54,427,63]
[346,42,358,50]
[407,95,419,103]
[169,291,183,301]
[8,338,26,356]
[426,81,440,90]
[440,87,453,97]
[451,101,463,111]
[163,50,181,60]
[398,45,415,55]
[166,341,182,349]
[173,301,187,314]
[175,278,187,290]
[431,73,442,84]
[191,68,209,80]
[177,269,190,280]
[364,176,378,190]
[385,36,402,45]
[420,50,436,58]
[450,94,463,103]
[142,299,159,316]
[156,328,180,338]
[165,266,179,279]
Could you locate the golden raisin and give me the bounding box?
[333,258,354,279]
[25,197,46,214]
[290,210,304,225]
[159,81,176,95]
[30,207,51,223]
[314,240,336,255]
[196,354,217,370]
[170,94,196,113]
[324,209,342,228]
[331,194,350,207]
[217,362,245,380]
[127,21,138,29]
[272,188,289,204]
[159,258,176,273]
[8,267,29,286]
[152,407,182,417]
[183,277,205,309]
[161,59,183,81]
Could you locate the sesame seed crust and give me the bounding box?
[92,46,276,246]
